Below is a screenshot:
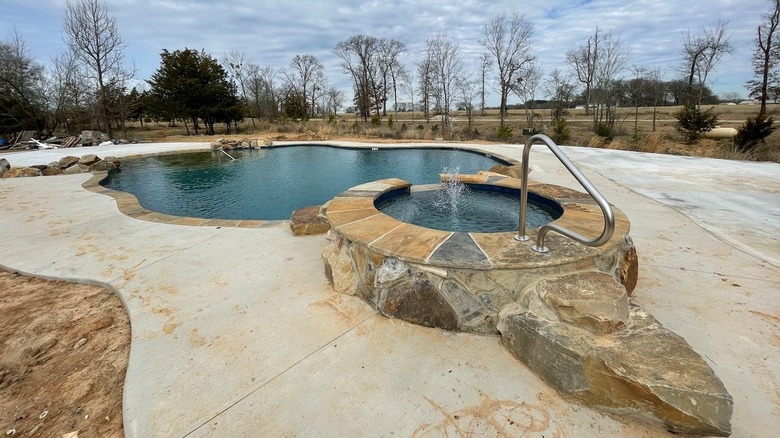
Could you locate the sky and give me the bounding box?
[4,0,767,106]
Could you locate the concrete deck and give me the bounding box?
[1,142,778,437]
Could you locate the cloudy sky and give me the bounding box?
[5,0,765,105]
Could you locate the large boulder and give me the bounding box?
[537,271,629,334]
[498,271,733,436]
[78,154,101,166]
[58,156,80,169]
[42,167,63,176]
[488,164,524,179]
[62,164,90,175]
[374,258,459,331]
[1,167,42,178]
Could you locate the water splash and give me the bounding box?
[435,167,471,229]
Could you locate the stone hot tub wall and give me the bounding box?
[321,175,635,334]
[321,175,733,436]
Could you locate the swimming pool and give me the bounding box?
[101,145,508,220]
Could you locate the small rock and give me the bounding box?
[61,431,79,438]
[73,338,87,349]
[617,235,639,295]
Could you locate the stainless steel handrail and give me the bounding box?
[515,134,615,253]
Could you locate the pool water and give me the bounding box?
[376,186,561,233]
[102,145,506,220]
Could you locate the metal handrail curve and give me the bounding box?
[515,134,615,253]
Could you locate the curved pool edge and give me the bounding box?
[82,172,287,229]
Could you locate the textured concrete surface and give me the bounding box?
[1,142,778,437]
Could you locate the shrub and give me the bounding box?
[553,118,571,144]
[327,114,337,126]
[370,115,381,127]
[594,122,614,141]
[735,114,775,153]
[496,125,513,141]
[387,114,394,128]
[675,104,718,144]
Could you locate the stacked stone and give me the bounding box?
[209,138,273,151]
[0,155,120,178]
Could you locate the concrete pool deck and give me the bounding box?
[1,142,778,437]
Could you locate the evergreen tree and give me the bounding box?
[147,48,241,135]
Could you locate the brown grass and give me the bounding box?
[120,103,780,162]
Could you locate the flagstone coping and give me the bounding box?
[324,175,630,270]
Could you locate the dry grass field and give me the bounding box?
[123,103,780,162]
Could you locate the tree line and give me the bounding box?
[1,0,779,141]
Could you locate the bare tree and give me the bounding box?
[513,61,542,128]
[399,69,416,124]
[543,68,575,122]
[325,87,344,115]
[245,65,280,120]
[334,35,382,121]
[646,67,665,131]
[747,0,780,116]
[49,49,93,134]
[283,54,325,118]
[427,35,464,137]
[416,55,433,122]
[377,38,405,116]
[479,53,492,116]
[63,0,132,137]
[629,65,648,137]
[591,31,627,132]
[680,20,733,106]
[223,49,257,129]
[566,27,600,115]
[456,75,478,133]
[480,13,535,127]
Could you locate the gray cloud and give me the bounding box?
[6,0,765,103]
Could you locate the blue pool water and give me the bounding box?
[376,185,562,233]
[102,145,508,220]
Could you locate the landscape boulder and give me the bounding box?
[2,167,42,178]
[59,156,80,169]
[78,154,101,166]
[498,271,733,436]
[62,164,90,175]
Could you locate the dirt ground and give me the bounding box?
[0,270,129,438]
